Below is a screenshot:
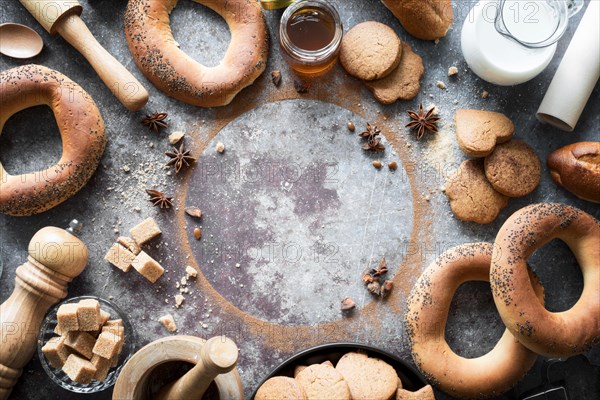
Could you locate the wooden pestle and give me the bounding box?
[0,224,88,400]
[19,0,149,111]
[155,336,239,400]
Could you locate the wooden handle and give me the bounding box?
[156,336,239,400]
[54,14,149,111]
[0,227,87,400]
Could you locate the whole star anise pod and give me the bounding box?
[406,104,439,140]
[142,112,168,133]
[166,143,195,173]
[362,136,385,152]
[146,189,173,209]
[358,123,381,141]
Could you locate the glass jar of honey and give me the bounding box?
[279,0,343,77]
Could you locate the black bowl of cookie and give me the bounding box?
[252,342,431,399]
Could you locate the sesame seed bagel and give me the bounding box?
[491,203,600,357]
[406,243,543,399]
[124,0,268,107]
[0,65,106,216]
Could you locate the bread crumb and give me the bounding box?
[481,90,489,98]
[436,81,447,90]
[180,276,187,286]
[448,66,459,76]
[216,142,225,153]
[122,165,130,173]
[168,131,185,145]
[185,266,197,278]
[159,314,177,332]
[174,294,184,308]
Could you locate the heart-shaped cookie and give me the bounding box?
[455,109,514,157]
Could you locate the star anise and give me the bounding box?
[370,257,388,277]
[142,112,168,133]
[146,189,173,209]
[362,136,385,152]
[358,123,381,141]
[165,143,195,173]
[406,104,439,140]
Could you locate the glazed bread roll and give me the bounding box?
[124,0,268,107]
[0,65,106,216]
[547,142,600,203]
[381,0,453,40]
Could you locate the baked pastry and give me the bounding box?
[455,109,514,157]
[484,140,541,197]
[255,376,307,400]
[491,203,600,357]
[124,0,268,107]
[406,243,542,398]
[445,160,509,224]
[339,21,402,81]
[382,0,453,40]
[396,385,435,400]
[335,351,398,400]
[0,64,106,216]
[547,142,600,203]
[295,363,351,400]
[364,42,424,104]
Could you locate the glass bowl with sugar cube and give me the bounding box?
[37,296,135,393]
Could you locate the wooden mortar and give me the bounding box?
[113,336,243,400]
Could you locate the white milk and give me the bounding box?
[461,0,558,85]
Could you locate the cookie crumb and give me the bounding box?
[436,80,447,90]
[174,294,184,308]
[159,314,177,332]
[481,90,489,99]
[215,142,225,153]
[168,131,185,145]
[185,266,197,278]
[122,165,130,173]
[448,66,459,76]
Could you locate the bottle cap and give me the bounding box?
[260,0,295,10]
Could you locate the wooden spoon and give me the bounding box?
[0,23,43,59]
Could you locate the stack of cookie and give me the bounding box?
[339,22,424,105]
[255,351,434,400]
[445,110,542,224]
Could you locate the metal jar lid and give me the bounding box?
[260,0,295,10]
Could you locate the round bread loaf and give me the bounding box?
[382,0,453,40]
[491,203,600,357]
[0,65,106,216]
[124,0,268,107]
[406,243,542,398]
[547,141,600,203]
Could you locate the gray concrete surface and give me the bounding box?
[1,0,599,399]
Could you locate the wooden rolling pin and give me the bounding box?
[19,0,149,111]
[0,221,88,400]
[156,336,239,400]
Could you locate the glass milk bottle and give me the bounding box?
[461,0,583,85]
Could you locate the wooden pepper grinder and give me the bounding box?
[18,0,149,111]
[0,221,88,400]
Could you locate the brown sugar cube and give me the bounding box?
[104,319,123,327]
[42,336,71,369]
[56,303,79,332]
[129,217,161,245]
[132,251,164,283]
[104,243,136,272]
[77,299,101,331]
[92,331,121,359]
[117,236,141,255]
[110,353,120,368]
[99,310,111,327]
[91,354,112,382]
[62,354,97,384]
[64,331,97,360]
[159,314,177,333]
[102,325,125,342]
